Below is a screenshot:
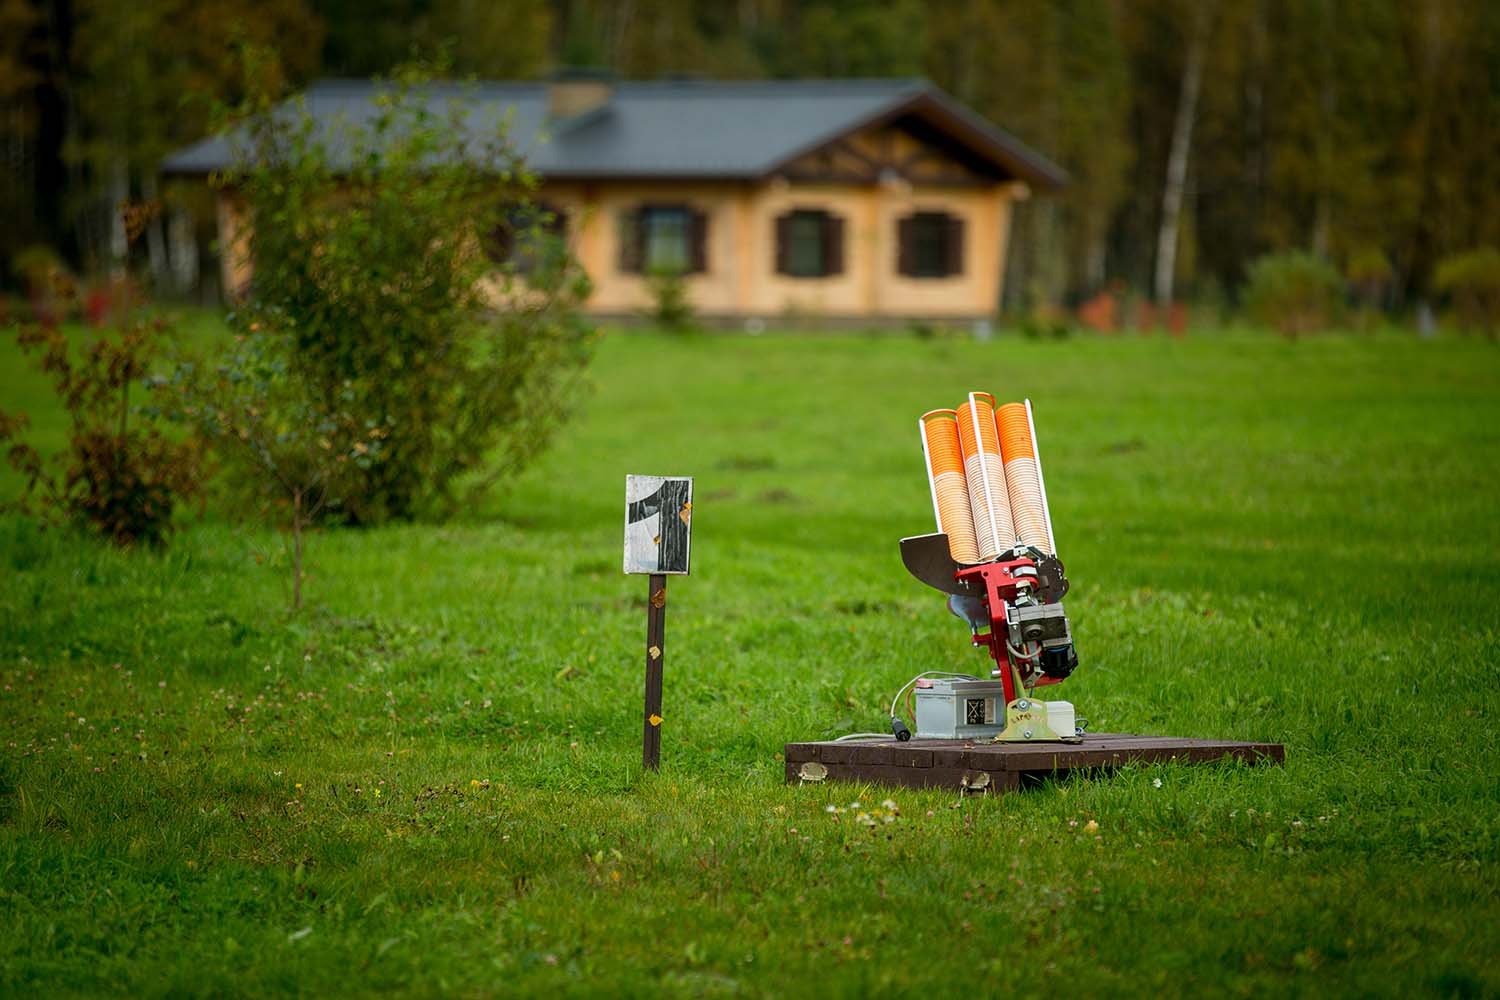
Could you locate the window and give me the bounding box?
[774,209,845,278]
[897,211,964,278]
[645,206,690,273]
[484,202,567,274]
[619,204,708,275]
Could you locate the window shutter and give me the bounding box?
[897,215,915,276]
[823,214,845,276]
[774,213,792,275]
[618,208,642,273]
[944,214,965,277]
[689,208,708,274]
[540,202,567,236]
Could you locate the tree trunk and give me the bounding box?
[168,208,198,294]
[108,158,129,276]
[141,171,168,288]
[1153,2,1215,306]
[291,487,304,612]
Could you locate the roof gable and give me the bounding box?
[162,78,1066,191]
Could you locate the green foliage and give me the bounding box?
[1345,246,1393,290]
[0,288,203,547]
[646,265,697,334]
[2,329,1499,994]
[10,245,67,292]
[221,70,594,524]
[10,0,1500,313]
[1433,247,1500,338]
[1243,251,1345,339]
[166,318,378,609]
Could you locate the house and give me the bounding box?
[163,76,1066,325]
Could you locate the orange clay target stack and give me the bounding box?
[899,395,1080,743]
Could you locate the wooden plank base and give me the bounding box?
[784,733,1284,792]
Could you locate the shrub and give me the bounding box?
[1433,247,1500,339]
[1243,251,1344,339]
[218,69,594,524]
[647,264,697,333]
[0,284,204,548]
[11,245,74,325]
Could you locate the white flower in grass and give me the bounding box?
[1152,778,1162,788]
[825,804,839,814]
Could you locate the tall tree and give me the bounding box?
[1152,0,1215,305]
[66,0,322,280]
[925,0,1131,306]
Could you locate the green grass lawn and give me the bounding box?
[2,317,1498,997]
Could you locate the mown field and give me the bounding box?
[1,318,1498,997]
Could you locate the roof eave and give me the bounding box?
[910,90,1069,191]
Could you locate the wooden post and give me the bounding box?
[643,574,666,771]
[624,475,692,774]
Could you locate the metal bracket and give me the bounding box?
[992,697,1082,743]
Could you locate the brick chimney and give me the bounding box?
[548,69,614,120]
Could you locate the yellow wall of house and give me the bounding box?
[216,192,253,299]
[216,177,1019,319]
[542,178,1016,319]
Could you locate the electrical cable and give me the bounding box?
[1006,640,1040,662]
[888,670,979,719]
[830,670,980,744]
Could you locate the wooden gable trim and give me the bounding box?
[758,90,1067,192]
[779,125,995,189]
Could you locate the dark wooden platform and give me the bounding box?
[784,734,1284,792]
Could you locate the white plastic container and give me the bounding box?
[1044,700,1076,738]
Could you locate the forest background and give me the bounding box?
[3,0,1497,315]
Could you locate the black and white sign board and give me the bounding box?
[623,475,693,575]
[623,475,693,773]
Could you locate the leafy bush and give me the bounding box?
[0,287,204,547]
[1433,247,1500,339]
[219,69,594,523]
[1345,247,1392,298]
[1242,251,1344,339]
[11,245,74,325]
[646,264,697,333]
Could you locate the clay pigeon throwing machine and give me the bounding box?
[781,392,1286,790]
[898,393,1080,743]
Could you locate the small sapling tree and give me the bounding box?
[168,319,377,610]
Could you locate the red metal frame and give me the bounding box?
[954,557,1061,702]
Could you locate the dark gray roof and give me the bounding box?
[163,78,1067,191]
